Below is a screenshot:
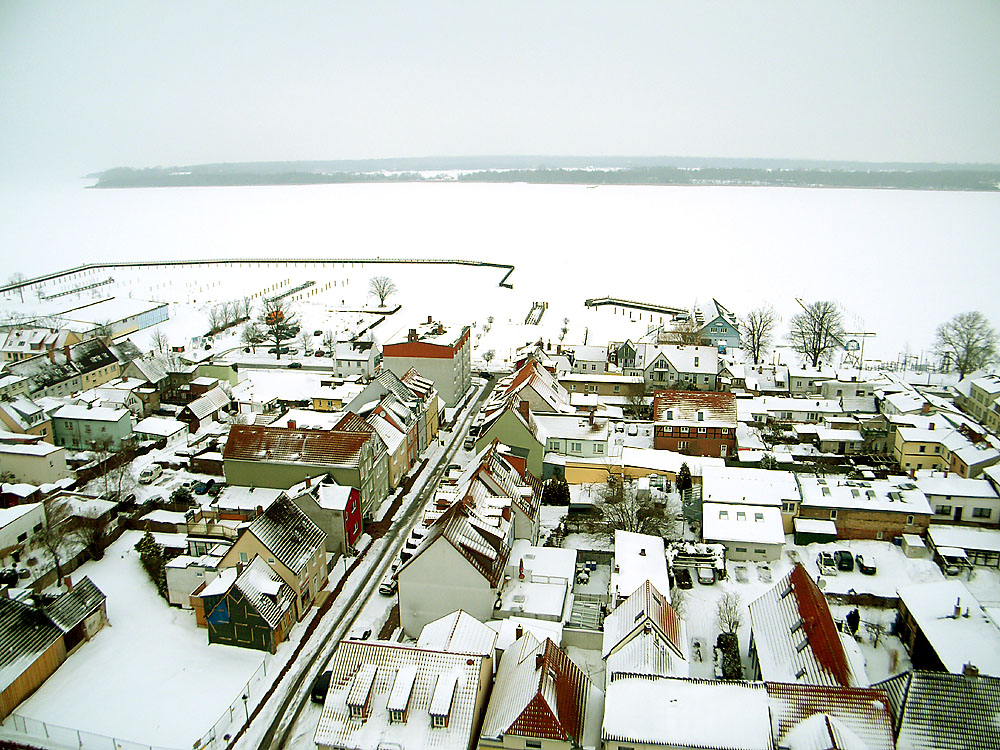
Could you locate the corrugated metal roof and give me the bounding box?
[183,386,230,420]
[44,576,106,633]
[314,640,486,750]
[246,495,325,575]
[230,556,294,629]
[224,423,369,467]
[0,597,63,693]
[602,580,684,661]
[875,670,1000,750]
[480,633,590,745]
[417,610,498,657]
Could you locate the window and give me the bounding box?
[614,385,620,393]
[680,427,689,433]
[678,440,689,450]
[736,511,746,521]
[595,444,604,454]
[973,507,992,518]
[936,505,952,515]
[570,441,582,453]
[33,523,42,533]
[754,513,764,522]
[782,502,796,513]
[919,445,926,453]
[239,552,249,564]
[389,709,405,723]
[934,446,941,453]
[431,714,447,728]
[694,356,700,366]
[830,509,838,520]
[719,510,729,519]
[16,532,27,543]
[906,515,914,525]
[876,531,883,540]
[526,742,542,750]
[548,440,560,451]
[698,427,706,434]
[697,411,704,422]
[735,546,747,553]
[755,548,767,555]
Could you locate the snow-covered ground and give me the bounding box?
[3,181,1000,364]
[12,531,268,748]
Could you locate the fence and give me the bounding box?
[2,713,180,750]
[194,657,271,750]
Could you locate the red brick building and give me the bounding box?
[652,390,737,458]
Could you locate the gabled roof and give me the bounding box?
[876,670,1000,750]
[43,577,106,633]
[653,388,736,425]
[416,610,498,657]
[333,411,386,458]
[400,500,510,588]
[245,495,325,575]
[367,413,405,453]
[766,681,895,750]
[224,424,369,468]
[182,385,230,420]
[227,556,295,628]
[602,580,683,661]
[400,367,436,400]
[748,564,860,687]
[480,633,590,745]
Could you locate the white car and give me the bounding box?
[817,551,838,576]
[138,465,163,484]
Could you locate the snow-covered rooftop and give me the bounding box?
[798,476,932,515]
[611,530,669,602]
[701,465,799,507]
[702,503,785,546]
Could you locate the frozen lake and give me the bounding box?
[1,179,998,362]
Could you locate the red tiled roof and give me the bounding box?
[766,682,895,750]
[334,412,374,434]
[507,639,589,744]
[789,564,852,688]
[224,424,369,467]
[652,389,737,424]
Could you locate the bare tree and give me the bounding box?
[483,349,495,365]
[664,317,703,346]
[149,329,169,354]
[299,330,312,353]
[369,276,397,307]
[591,476,680,540]
[716,590,743,634]
[72,509,111,561]
[6,272,25,303]
[625,393,647,419]
[321,330,337,354]
[742,305,779,364]
[240,321,264,352]
[225,299,241,327]
[789,300,844,368]
[754,420,785,452]
[258,297,300,360]
[935,311,998,377]
[228,411,250,426]
[32,496,73,585]
[207,304,226,334]
[240,296,254,320]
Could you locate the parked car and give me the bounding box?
[310,670,332,703]
[314,350,326,357]
[733,564,749,583]
[757,562,772,582]
[313,330,323,336]
[288,362,303,369]
[193,481,210,495]
[697,567,715,585]
[463,436,476,450]
[243,347,251,353]
[817,551,838,576]
[378,577,398,596]
[208,482,225,498]
[855,554,877,575]
[138,465,163,484]
[834,550,854,572]
[674,567,693,589]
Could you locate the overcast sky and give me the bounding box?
[2,0,999,177]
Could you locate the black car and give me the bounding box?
[193,481,210,495]
[834,550,854,572]
[0,568,19,586]
[288,361,303,369]
[310,670,332,703]
[674,567,693,589]
[855,554,877,575]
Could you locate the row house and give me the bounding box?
[484,358,573,416]
[475,398,544,478]
[535,412,611,463]
[959,374,1000,433]
[915,469,1000,526]
[328,412,390,514]
[0,327,80,363]
[222,424,380,517]
[6,338,122,399]
[718,363,788,396]
[0,375,29,401]
[893,414,1000,477]
[382,316,471,408]
[652,389,737,458]
[558,372,645,398]
[796,475,932,541]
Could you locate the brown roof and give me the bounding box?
[507,638,589,744]
[223,424,368,468]
[652,389,737,424]
[789,564,853,687]
[766,682,895,750]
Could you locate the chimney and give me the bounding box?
[236,562,244,576]
[535,653,544,670]
[944,468,949,477]
[556,344,561,355]
[288,419,296,429]
[515,624,523,639]
[929,422,935,431]
[963,663,980,676]
[256,505,264,517]
[639,548,646,557]
[921,402,931,414]
[589,410,595,426]
[519,558,525,580]
[63,576,73,592]
[47,347,55,363]
[63,344,71,361]
[954,597,961,619]
[305,475,311,488]
[909,468,916,479]
[407,328,417,342]
[518,400,530,422]
[501,504,511,522]
[427,315,433,324]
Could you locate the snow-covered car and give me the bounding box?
[757,562,772,582]
[733,564,749,583]
[817,551,838,576]
[697,567,715,585]
[138,465,163,484]
[378,577,397,596]
[855,554,877,575]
